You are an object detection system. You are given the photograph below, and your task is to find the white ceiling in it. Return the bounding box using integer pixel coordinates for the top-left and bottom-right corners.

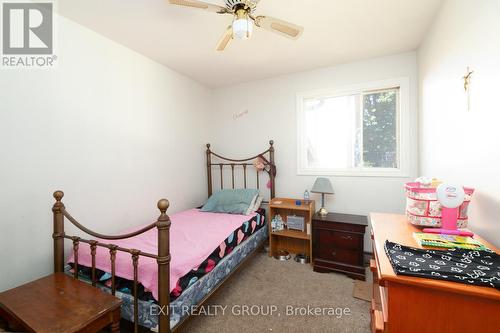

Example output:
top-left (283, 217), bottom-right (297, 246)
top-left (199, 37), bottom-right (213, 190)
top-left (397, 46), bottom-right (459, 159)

top-left (58, 0), bottom-right (443, 88)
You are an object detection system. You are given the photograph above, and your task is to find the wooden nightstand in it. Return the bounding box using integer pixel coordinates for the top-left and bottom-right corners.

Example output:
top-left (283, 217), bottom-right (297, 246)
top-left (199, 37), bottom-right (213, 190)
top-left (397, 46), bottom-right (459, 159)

top-left (268, 198), bottom-right (315, 260)
top-left (312, 212), bottom-right (367, 280)
top-left (0, 273), bottom-right (122, 333)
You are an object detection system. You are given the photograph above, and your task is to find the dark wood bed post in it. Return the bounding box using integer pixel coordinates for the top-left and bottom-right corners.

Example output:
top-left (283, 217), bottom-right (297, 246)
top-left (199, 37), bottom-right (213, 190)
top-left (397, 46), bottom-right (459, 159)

top-left (206, 143), bottom-right (212, 197)
top-left (156, 199), bottom-right (171, 333)
top-left (269, 140), bottom-right (276, 199)
top-left (52, 190), bottom-right (65, 273)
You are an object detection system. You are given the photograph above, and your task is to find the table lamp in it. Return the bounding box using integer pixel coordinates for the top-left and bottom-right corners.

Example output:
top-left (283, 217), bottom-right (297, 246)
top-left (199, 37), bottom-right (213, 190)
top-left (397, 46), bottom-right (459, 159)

top-left (311, 177), bottom-right (334, 216)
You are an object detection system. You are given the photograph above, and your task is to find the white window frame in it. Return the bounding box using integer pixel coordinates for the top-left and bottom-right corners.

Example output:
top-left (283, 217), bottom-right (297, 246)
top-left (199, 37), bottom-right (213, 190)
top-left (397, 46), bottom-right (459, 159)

top-left (296, 77), bottom-right (411, 177)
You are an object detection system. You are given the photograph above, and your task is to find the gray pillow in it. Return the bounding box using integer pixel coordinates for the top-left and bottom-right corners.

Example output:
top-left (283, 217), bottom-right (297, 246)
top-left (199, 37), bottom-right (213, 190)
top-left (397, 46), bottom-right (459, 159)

top-left (201, 189), bottom-right (259, 214)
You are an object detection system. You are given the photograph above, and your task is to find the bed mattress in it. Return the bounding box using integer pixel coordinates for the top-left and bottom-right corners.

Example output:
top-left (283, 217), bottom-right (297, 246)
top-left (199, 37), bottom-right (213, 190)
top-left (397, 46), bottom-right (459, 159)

top-left (66, 219), bottom-right (267, 331)
top-left (67, 209), bottom-right (267, 328)
top-left (72, 209), bottom-right (266, 301)
top-left (68, 207), bottom-right (265, 298)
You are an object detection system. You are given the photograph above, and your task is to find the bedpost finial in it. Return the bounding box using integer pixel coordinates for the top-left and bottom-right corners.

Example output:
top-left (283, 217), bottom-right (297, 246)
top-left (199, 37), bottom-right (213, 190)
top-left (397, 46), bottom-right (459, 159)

top-left (269, 140), bottom-right (274, 146)
top-left (206, 143), bottom-right (211, 149)
top-left (157, 199), bottom-right (169, 213)
top-left (53, 190), bottom-right (64, 202)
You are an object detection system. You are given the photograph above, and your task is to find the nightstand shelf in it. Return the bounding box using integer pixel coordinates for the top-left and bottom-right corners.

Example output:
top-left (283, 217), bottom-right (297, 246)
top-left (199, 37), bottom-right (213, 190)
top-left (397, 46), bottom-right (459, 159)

top-left (268, 198), bottom-right (315, 260)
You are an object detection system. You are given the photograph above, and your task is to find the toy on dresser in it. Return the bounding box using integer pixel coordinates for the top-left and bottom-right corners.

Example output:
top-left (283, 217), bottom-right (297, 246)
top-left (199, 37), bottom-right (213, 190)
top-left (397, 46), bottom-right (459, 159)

top-left (405, 178), bottom-right (475, 237)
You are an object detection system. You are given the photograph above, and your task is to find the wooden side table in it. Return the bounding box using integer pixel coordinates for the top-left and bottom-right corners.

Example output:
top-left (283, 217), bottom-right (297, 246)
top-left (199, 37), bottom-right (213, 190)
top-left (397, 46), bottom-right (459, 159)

top-left (0, 273), bottom-right (122, 333)
top-left (268, 198), bottom-right (315, 261)
top-left (312, 212), bottom-right (367, 280)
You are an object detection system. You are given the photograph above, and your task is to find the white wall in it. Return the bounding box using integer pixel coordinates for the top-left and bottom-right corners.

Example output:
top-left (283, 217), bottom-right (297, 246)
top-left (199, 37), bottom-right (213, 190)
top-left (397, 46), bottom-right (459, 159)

top-left (0, 16), bottom-right (211, 291)
top-left (418, 0), bottom-right (500, 247)
top-left (210, 52), bottom-right (419, 252)
top-left (11, 1), bottom-right (498, 292)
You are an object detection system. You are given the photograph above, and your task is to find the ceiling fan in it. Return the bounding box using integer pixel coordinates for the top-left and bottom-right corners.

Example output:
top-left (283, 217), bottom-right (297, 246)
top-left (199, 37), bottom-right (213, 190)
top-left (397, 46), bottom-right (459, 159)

top-left (168, 0), bottom-right (304, 51)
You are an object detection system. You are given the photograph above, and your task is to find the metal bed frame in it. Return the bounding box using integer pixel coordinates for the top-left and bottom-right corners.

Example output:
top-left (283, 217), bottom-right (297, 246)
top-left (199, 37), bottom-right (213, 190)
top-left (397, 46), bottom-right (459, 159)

top-left (51, 141), bottom-right (276, 333)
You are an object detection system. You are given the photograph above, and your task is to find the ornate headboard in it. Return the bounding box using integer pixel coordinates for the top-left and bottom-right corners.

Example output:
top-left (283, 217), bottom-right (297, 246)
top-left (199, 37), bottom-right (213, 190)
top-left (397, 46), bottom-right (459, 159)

top-left (205, 140), bottom-right (276, 202)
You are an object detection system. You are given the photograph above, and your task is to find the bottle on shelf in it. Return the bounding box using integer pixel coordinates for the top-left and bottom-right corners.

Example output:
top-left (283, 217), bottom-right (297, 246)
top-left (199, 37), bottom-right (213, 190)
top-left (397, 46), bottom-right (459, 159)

top-left (304, 189), bottom-right (310, 203)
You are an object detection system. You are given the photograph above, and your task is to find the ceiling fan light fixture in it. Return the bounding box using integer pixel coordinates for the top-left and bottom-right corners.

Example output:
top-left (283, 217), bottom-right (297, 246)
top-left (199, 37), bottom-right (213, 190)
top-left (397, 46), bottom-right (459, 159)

top-left (232, 9), bottom-right (253, 39)
top-left (167, 0), bottom-right (304, 51)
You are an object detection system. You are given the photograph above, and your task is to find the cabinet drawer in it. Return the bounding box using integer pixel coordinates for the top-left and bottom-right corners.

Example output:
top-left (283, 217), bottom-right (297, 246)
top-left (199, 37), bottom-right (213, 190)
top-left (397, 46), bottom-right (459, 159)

top-left (316, 247), bottom-right (362, 266)
top-left (370, 259), bottom-right (377, 272)
top-left (317, 229), bottom-right (362, 251)
top-left (370, 308), bottom-right (385, 333)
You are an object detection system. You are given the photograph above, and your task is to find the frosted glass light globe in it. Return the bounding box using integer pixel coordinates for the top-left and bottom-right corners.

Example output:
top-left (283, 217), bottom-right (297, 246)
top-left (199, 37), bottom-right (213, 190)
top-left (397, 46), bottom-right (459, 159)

top-left (232, 18), bottom-right (253, 39)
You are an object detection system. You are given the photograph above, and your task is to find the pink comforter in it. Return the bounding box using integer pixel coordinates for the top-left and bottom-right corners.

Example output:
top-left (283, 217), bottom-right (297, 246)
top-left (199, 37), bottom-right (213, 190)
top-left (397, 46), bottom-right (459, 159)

top-left (69, 208), bottom-right (256, 301)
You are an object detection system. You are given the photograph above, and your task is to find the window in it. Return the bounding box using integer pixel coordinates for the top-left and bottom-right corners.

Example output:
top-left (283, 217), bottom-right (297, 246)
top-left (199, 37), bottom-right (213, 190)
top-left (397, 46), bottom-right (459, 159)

top-left (297, 78), bottom-right (410, 177)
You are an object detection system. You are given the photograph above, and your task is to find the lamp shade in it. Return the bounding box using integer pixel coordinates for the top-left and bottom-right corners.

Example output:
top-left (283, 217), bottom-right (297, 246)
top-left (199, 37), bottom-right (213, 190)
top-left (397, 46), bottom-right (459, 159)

top-left (311, 177), bottom-right (334, 194)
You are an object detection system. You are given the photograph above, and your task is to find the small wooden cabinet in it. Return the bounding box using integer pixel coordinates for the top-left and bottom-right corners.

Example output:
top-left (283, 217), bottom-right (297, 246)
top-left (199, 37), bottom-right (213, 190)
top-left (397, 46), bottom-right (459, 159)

top-left (0, 273), bottom-right (122, 333)
top-left (268, 198), bottom-right (315, 260)
top-left (312, 212), bottom-right (367, 280)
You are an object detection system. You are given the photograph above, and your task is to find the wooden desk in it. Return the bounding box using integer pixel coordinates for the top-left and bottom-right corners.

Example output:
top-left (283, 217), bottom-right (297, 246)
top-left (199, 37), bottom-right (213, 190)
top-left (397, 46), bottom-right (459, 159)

top-left (370, 213), bottom-right (500, 333)
top-left (0, 273), bottom-right (122, 333)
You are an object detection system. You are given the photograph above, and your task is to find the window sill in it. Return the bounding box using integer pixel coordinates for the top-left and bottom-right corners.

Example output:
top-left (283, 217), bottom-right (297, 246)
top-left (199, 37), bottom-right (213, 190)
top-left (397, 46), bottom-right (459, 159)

top-left (297, 168), bottom-right (410, 178)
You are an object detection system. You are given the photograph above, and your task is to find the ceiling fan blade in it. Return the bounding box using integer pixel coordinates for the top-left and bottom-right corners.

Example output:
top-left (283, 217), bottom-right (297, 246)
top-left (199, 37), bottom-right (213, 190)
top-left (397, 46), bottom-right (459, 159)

top-left (216, 26), bottom-right (232, 52)
top-left (168, 0), bottom-right (230, 14)
top-left (254, 16), bottom-right (303, 39)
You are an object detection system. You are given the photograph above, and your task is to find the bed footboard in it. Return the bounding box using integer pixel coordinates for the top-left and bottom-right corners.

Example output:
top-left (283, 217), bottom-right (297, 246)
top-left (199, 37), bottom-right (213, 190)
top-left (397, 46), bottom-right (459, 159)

top-left (52, 191), bottom-right (171, 333)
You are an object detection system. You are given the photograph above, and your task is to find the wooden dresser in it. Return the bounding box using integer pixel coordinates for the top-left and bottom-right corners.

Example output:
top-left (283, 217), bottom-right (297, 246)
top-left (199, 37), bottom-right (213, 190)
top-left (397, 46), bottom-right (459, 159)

top-left (370, 213), bottom-right (500, 333)
top-left (312, 213), bottom-right (367, 280)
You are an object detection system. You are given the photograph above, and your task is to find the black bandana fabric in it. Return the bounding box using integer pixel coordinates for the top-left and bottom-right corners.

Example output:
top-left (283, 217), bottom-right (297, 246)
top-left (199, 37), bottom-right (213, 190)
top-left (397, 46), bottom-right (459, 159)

top-left (384, 240), bottom-right (500, 289)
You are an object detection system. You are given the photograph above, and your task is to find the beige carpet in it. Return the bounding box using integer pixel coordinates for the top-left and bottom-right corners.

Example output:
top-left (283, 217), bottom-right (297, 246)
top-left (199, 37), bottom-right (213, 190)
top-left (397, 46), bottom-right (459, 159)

top-left (3, 251), bottom-right (370, 333)
top-left (178, 251), bottom-right (371, 333)
top-left (120, 251), bottom-right (371, 332)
